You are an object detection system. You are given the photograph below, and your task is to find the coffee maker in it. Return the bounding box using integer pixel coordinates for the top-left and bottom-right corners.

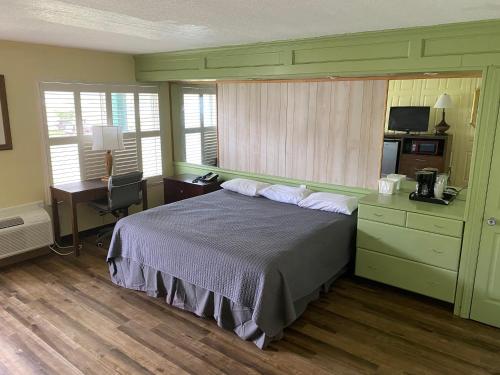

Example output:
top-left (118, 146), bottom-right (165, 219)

top-left (415, 170), bottom-right (435, 198)
top-left (411, 170), bottom-right (455, 205)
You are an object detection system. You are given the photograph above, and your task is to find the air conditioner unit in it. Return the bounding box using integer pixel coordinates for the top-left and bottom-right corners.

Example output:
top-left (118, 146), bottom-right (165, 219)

top-left (0, 202), bottom-right (53, 259)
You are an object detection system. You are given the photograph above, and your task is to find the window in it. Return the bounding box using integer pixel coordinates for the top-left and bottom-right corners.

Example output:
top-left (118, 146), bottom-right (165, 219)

top-left (41, 83), bottom-right (162, 186)
top-left (181, 86), bottom-right (217, 166)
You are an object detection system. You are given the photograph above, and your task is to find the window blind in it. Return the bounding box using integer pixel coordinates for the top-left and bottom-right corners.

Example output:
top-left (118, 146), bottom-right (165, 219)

top-left (49, 144), bottom-right (81, 184)
top-left (44, 91), bottom-right (77, 138)
top-left (181, 86), bottom-right (218, 166)
top-left (41, 83), bottom-right (163, 187)
top-left (141, 136), bottom-right (162, 178)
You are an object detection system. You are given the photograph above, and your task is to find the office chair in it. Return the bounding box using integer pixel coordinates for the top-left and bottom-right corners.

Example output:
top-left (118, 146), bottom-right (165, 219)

top-left (89, 171), bottom-right (143, 247)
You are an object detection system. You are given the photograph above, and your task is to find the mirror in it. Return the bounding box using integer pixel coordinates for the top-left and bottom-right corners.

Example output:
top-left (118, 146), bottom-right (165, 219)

top-left (171, 83), bottom-right (218, 167)
top-left (0, 75), bottom-right (12, 151)
top-left (381, 76), bottom-right (482, 188)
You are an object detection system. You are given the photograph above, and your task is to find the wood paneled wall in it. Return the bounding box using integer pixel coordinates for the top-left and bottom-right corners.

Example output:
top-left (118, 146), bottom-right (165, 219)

top-left (218, 80), bottom-right (388, 189)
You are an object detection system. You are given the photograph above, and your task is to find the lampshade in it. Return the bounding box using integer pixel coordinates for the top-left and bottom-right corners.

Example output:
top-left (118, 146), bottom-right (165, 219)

top-left (434, 93), bottom-right (453, 109)
top-left (92, 126), bottom-right (124, 151)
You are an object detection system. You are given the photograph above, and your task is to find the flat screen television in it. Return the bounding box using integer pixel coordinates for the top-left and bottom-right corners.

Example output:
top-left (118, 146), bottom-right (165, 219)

top-left (388, 106), bottom-right (430, 133)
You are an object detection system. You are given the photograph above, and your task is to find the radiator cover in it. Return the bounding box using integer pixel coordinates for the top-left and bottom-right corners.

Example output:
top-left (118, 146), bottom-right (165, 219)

top-left (0, 202), bottom-right (53, 259)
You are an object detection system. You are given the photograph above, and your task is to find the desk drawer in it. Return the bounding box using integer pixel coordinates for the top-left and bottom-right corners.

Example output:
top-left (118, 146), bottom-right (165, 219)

top-left (358, 204), bottom-right (406, 226)
top-left (406, 212), bottom-right (463, 238)
top-left (355, 248), bottom-right (457, 303)
top-left (357, 219), bottom-right (461, 271)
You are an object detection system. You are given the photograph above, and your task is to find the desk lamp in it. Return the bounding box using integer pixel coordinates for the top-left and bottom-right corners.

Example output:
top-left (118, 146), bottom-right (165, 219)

top-left (92, 126), bottom-right (124, 181)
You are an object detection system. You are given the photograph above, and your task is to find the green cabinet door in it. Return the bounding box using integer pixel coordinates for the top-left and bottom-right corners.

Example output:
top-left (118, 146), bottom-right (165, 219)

top-left (470, 107), bottom-right (500, 328)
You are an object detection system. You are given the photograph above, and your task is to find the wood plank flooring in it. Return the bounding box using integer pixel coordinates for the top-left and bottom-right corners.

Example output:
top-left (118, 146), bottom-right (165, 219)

top-left (1, 239), bottom-right (500, 374)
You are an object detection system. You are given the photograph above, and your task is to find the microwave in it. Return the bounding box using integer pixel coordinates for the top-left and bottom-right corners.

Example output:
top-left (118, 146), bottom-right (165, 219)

top-left (410, 140), bottom-right (440, 155)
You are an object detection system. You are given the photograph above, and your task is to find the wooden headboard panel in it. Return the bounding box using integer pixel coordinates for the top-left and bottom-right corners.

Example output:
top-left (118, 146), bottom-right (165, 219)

top-left (217, 80), bottom-right (388, 189)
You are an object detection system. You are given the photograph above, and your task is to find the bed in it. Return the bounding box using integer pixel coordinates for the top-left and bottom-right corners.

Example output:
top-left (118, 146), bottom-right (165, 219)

top-left (106, 189), bottom-right (356, 348)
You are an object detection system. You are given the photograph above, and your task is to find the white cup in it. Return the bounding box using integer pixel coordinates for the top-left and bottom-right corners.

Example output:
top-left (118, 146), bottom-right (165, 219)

top-left (379, 178), bottom-right (396, 195)
top-left (434, 181), bottom-right (445, 199)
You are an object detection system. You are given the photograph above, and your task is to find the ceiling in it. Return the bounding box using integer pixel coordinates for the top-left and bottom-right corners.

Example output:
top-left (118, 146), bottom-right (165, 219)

top-left (0, 0), bottom-right (499, 54)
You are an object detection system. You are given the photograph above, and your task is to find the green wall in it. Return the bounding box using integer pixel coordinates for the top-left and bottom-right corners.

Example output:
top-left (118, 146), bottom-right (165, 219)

top-left (136, 19), bottom-right (500, 81)
top-left (174, 162), bottom-right (370, 198)
top-left (136, 19), bottom-right (500, 319)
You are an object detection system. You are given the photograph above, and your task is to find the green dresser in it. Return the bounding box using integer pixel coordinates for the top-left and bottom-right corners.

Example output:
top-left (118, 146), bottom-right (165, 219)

top-left (355, 192), bottom-right (466, 303)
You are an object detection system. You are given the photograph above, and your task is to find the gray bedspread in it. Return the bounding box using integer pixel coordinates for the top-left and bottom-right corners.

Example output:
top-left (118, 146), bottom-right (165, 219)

top-left (107, 189), bottom-right (356, 339)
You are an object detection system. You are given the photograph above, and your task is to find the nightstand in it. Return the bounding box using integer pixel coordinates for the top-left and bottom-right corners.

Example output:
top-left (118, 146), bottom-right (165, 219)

top-left (163, 174), bottom-right (221, 204)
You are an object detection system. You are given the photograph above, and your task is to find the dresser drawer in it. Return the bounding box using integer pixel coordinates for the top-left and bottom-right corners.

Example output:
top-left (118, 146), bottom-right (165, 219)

top-left (358, 204), bottom-right (406, 226)
top-left (357, 219), bottom-right (461, 271)
top-left (355, 248), bottom-right (457, 302)
top-left (406, 212), bottom-right (463, 238)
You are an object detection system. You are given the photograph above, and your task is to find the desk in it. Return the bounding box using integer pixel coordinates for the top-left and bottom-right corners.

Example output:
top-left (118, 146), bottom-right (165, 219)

top-left (50, 179), bottom-right (148, 256)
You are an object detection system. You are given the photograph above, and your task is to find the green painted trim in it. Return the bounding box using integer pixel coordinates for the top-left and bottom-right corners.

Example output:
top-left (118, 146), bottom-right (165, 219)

top-left (455, 66), bottom-right (500, 317)
top-left (135, 19), bottom-right (500, 81)
top-left (173, 162), bottom-right (372, 197)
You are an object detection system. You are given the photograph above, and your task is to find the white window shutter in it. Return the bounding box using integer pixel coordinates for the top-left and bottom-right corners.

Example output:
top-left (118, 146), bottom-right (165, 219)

top-left (82, 141), bottom-right (106, 180)
top-left (41, 84), bottom-right (163, 188)
top-left (49, 144), bottom-right (81, 184)
top-left (44, 91), bottom-right (77, 138)
top-left (139, 93), bottom-right (160, 131)
top-left (141, 136), bottom-right (162, 177)
top-left (181, 88), bottom-right (217, 166)
top-left (138, 92), bottom-right (162, 178)
top-left (80, 91), bottom-right (108, 179)
top-left (202, 93), bottom-right (217, 165)
top-left (114, 135), bottom-right (139, 175)
top-left (203, 127), bottom-right (218, 166)
top-left (80, 92), bottom-right (107, 135)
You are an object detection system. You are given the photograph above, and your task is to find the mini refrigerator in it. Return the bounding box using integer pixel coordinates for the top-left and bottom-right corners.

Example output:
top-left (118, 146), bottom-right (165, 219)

top-left (381, 139), bottom-right (400, 177)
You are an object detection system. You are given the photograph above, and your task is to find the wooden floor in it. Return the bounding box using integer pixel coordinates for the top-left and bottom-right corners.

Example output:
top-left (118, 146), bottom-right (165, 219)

top-left (1, 240), bottom-right (500, 375)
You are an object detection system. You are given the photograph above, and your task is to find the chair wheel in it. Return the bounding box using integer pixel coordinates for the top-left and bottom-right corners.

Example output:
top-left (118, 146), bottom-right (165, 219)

top-left (97, 242), bottom-right (103, 247)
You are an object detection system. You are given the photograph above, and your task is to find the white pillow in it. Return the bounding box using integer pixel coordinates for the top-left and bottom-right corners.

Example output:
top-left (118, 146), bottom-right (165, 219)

top-left (260, 184), bottom-right (312, 205)
top-left (220, 178), bottom-right (270, 197)
top-left (298, 192), bottom-right (358, 215)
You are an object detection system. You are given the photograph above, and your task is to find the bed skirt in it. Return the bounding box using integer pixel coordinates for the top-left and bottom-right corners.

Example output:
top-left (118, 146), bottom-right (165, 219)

top-left (108, 257), bottom-right (345, 349)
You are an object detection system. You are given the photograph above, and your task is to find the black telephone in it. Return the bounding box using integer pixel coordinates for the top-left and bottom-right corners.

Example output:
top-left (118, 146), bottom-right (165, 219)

top-left (192, 172), bottom-right (219, 183)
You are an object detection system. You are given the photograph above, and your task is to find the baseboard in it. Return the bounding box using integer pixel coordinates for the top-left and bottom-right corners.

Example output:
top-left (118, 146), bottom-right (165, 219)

top-left (0, 247), bottom-right (51, 268)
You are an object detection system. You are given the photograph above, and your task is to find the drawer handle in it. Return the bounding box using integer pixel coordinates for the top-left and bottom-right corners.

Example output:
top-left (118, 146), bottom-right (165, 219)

top-left (373, 213), bottom-right (384, 217)
top-left (434, 224), bottom-right (445, 229)
top-left (432, 249), bottom-right (444, 254)
top-left (180, 189), bottom-right (184, 194)
top-left (367, 265), bottom-right (377, 270)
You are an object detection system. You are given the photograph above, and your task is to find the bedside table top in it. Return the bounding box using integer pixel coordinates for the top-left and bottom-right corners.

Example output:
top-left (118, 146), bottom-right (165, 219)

top-left (163, 174), bottom-right (219, 187)
top-left (359, 191), bottom-right (466, 221)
